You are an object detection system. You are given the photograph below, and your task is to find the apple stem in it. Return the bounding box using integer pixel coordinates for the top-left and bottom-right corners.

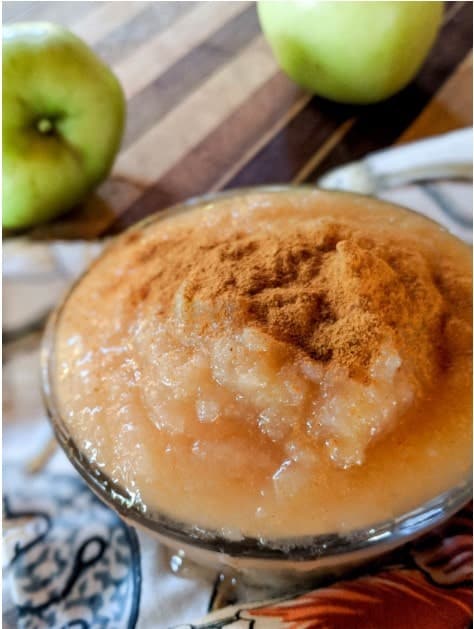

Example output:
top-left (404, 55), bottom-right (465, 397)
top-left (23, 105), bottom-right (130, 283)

top-left (37, 118), bottom-right (54, 134)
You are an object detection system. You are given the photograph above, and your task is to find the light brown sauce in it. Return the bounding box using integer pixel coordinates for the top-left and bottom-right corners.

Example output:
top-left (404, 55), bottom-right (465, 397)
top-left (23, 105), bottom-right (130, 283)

top-left (54, 190), bottom-right (472, 538)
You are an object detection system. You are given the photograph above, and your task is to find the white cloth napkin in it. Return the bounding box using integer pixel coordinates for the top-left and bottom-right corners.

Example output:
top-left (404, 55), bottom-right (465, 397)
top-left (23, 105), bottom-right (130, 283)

top-left (3, 179), bottom-right (472, 629)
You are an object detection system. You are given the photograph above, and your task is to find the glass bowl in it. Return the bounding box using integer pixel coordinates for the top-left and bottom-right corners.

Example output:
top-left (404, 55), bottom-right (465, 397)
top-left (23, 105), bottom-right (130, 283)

top-left (41, 186), bottom-right (472, 592)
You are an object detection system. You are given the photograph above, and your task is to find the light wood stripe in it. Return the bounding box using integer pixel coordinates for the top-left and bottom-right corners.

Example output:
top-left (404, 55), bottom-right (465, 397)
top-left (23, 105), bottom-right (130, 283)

top-left (93, 2), bottom-right (195, 68)
top-left (210, 92), bottom-right (313, 192)
top-left (3, 1), bottom-right (99, 26)
top-left (115, 36), bottom-right (278, 184)
top-left (292, 118), bottom-right (356, 184)
top-left (115, 2), bottom-right (250, 100)
top-left (97, 176), bottom-right (146, 216)
top-left (72, 1), bottom-right (149, 46)
top-left (398, 51), bottom-right (473, 144)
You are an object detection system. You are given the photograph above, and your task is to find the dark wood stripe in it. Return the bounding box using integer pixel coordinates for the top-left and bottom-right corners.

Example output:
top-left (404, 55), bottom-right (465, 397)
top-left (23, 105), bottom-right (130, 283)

top-left (225, 2), bottom-right (473, 189)
top-left (223, 97), bottom-right (356, 188)
top-left (443, 1), bottom-right (465, 24)
top-left (93, 2), bottom-right (195, 67)
top-left (106, 72), bottom-right (304, 233)
top-left (121, 5), bottom-right (260, 151)
top-left (305, 1), bottom-right (473, 183)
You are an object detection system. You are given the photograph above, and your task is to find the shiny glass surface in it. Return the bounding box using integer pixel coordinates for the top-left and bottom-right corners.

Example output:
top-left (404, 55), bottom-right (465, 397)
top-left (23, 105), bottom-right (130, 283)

top-left (41, 186), bottom-right (472, 582)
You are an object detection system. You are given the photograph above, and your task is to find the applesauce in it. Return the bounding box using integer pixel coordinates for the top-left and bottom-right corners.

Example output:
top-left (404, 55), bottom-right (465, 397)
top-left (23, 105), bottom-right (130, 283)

top-left (52, 189), bottom-right (472, 539)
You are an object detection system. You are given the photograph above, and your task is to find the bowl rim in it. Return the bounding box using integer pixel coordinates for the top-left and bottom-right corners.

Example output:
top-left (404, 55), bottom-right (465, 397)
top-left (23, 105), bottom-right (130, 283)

top-left (41, 185), bottom-right (473, 561)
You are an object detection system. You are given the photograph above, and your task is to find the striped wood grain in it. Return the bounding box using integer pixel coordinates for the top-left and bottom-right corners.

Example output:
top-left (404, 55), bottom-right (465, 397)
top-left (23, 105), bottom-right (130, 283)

top-left (112, 0), bottom-right (472, 232)
top-left (114, 2), bottom-right (250, 100)
top-left (4, 1), bottom-right (472, 239)
top-left (114, 36), bottom-right (279, 183)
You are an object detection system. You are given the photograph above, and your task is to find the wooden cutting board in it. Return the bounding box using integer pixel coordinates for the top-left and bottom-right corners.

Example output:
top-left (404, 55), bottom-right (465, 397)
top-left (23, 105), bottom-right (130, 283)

top-left (4, 1), bottom-right (472, 239)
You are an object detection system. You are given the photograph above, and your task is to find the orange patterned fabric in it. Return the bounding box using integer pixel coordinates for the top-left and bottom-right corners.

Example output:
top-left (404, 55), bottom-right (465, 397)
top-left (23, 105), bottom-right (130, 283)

top-left (251, 570), bottom-right (471, 629)
top-left (250, 504), bottom-right (472, 629)
top-left (196, 504), bottom-right (472, 629)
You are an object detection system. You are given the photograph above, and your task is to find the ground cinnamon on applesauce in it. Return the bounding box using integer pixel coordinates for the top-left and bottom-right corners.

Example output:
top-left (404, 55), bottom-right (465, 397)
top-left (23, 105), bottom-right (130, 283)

top-left (54, 190), bottom-right (472, 537)
top-left (128, 223), bottom-right (447, 386)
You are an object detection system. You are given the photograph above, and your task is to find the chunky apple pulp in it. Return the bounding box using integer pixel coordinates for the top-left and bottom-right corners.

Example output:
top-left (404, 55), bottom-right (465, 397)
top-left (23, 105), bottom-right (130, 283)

top-left (53, 190), bottom-right (472, 539)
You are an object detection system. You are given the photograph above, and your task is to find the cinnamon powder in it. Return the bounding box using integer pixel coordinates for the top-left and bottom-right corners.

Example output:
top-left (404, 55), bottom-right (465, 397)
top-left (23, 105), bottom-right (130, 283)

top-left (124, 220), bottom-right (466, 383)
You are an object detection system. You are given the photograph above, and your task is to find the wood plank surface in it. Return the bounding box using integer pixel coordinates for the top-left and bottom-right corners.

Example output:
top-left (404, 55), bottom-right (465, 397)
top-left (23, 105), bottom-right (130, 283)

top-left (3, 0), bottom-right (472, 239)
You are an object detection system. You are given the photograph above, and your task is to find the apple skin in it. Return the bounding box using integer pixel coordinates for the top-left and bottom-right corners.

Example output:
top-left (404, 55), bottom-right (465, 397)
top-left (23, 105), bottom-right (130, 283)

top-left (258, 1), bottom-right (443, 105)
top-left (3, 22), bottom-right (126, 229)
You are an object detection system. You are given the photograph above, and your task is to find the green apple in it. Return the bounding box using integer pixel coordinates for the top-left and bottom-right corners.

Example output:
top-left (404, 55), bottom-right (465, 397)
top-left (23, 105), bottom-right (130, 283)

top-left (258, 1), bottom-right (443, 104)
top-left (3, 22), bottom-right (125, 229)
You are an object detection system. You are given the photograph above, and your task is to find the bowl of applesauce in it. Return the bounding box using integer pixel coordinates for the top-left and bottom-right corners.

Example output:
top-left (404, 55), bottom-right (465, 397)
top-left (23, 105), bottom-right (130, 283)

top-left (41, 187), bottom-right (472, 589)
